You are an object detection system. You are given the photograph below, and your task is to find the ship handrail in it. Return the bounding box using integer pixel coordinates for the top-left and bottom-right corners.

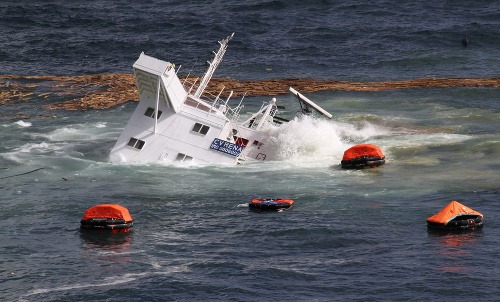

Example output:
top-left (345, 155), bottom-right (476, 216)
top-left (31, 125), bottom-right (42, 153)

top-left (183, 83), bottom-right (245, 121)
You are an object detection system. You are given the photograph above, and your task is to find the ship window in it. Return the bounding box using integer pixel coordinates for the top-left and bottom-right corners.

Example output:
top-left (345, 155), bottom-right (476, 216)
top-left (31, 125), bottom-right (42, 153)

top-left (144, 107), bottom-right (162, 119)
top-left (256, 153), bottom-right (266, 160)
top-left (191, 123), bottom-right (210, 135)
top-left (127, 137), bottom-right (145, 150)
top-left (175, 153), bottom-right (193, 162)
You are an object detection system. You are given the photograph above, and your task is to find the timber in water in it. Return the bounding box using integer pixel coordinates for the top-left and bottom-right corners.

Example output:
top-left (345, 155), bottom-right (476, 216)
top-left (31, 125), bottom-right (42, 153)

top-left (1, 74), bottom-right (499, 111)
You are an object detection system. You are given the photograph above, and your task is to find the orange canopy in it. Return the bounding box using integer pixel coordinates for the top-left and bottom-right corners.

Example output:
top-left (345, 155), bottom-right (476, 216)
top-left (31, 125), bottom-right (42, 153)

top-left (342, 144), bottom-right (384, 161)
top-left (82, 204), bottom-right (133, 222)
top-left (427, 201), bottom-right (483, 224)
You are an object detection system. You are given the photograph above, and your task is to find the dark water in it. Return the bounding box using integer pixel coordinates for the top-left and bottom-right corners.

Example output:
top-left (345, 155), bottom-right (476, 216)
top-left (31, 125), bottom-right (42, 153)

top-left (1, 0), bottom-right (499, 79)
top-left (1, 1), bottom-right (499, 301)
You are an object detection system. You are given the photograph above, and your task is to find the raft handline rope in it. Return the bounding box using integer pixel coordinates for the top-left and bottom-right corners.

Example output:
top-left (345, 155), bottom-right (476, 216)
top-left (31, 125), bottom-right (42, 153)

top-left (0, 167), bottom-right (44, 179)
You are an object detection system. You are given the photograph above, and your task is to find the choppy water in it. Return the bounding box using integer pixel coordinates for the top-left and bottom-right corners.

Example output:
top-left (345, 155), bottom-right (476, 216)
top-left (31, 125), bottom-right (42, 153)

top-left (1, 1), bottom-right (499, 301)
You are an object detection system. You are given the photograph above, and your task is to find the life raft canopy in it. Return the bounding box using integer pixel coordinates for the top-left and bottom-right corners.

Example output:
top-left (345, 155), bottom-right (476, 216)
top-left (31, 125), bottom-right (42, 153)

top-left (427, 200), bottom-right (484, 231)
top-left (81, 204), bottom-right (134, 232)
top-left (341, 144), bottom-right (385, 169)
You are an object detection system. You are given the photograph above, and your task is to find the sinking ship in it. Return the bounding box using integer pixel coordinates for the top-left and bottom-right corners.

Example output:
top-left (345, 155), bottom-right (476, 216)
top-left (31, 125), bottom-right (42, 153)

top-left (110, 33), bottom-right (332, 164)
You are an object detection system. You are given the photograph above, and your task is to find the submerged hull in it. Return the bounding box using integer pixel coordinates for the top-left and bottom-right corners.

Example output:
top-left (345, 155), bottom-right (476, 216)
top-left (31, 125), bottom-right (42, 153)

top-left (110, 34), bottom-right (332, 165)
top-left (109, 36), bottom-right (281, 165)
top-left (109, 90), bottom-right (278, 164)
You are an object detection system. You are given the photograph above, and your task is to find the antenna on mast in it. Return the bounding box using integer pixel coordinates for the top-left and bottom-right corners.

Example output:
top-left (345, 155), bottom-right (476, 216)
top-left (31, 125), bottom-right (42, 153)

top-left (193, 33), bottom-right (234, 98)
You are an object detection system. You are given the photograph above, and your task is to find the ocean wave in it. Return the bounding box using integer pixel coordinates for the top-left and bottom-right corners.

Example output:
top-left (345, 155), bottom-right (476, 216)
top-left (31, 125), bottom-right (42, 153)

top-left (14, 120), bottom-right (32, 127)
top-left (20, 272), bottom-right (148, 300)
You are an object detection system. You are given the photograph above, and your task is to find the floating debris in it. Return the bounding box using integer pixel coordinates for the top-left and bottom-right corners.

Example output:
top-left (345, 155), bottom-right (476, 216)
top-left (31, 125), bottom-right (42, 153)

top-left (1, 74), bottom-right (499, 111)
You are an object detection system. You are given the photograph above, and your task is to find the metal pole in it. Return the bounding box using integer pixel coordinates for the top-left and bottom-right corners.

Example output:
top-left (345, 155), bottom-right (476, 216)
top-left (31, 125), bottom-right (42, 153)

top-left (154, 76), bottom-right (160, 134)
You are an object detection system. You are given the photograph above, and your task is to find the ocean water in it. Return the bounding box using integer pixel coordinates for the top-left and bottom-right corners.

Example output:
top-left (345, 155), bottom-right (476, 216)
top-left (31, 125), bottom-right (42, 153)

top-left (1, 1), bottom-right (499, 301)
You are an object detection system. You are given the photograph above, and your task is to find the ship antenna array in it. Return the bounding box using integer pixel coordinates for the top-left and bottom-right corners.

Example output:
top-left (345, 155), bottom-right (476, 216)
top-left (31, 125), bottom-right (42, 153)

top-left (193, 33), bottom-right (234, 98)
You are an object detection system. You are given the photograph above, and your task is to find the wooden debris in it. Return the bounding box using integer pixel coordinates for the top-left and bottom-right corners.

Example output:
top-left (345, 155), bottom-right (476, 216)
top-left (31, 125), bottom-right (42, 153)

top-left (1, 74), bottom-right (499, 110)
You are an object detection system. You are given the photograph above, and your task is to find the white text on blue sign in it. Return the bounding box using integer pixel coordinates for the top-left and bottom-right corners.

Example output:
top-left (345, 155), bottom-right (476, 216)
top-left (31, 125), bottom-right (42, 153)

top-left (210, 138), bottom-right (244, 157)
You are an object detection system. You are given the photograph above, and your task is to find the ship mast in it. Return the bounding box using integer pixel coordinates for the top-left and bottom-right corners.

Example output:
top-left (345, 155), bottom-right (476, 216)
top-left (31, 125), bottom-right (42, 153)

top-left (193, 33), bottom-right (234, 99)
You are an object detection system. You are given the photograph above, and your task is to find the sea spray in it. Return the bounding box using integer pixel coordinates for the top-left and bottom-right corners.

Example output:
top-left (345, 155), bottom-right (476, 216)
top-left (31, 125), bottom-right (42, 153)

top-left (267, 115), bottom-right (391, 164)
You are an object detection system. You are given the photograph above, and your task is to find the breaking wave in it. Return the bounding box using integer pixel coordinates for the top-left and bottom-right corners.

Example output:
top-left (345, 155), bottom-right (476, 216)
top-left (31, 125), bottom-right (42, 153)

top-left (15, 120), bottom-right (32, 127)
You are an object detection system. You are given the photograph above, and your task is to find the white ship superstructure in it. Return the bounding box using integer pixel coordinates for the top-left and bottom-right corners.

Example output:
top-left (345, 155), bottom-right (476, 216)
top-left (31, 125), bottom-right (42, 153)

top-left (110, 34), bottom-right (331, 164)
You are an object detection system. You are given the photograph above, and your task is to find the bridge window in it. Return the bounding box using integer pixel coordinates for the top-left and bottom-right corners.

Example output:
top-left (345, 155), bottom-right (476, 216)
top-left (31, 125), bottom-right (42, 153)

top-left (191, 122), bottom-right (210, 135)
top-left (175, 153), bottom-right (193, 162)
top-left (144, 107), bottom-right (162, 119)
top-left (127, 137), bottom-right (145, 149)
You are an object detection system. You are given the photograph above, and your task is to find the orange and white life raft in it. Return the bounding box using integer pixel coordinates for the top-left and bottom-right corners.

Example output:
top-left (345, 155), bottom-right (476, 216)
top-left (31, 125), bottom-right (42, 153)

top-left (341, 144), bottom-right (385, 169)
top-left (249, 199), bottom-right (294, 211)
top-left (80, 204), bottom-right (134, 233)
top-left (427, 201), bottom-right (483, 231)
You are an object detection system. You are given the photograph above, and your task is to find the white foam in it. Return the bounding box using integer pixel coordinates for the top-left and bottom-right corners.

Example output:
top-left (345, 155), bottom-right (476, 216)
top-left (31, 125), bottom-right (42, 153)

top-left (379, 133), bottom-right (473, 149)
top-left (97, 249), bottom-right (145, 256)
top-left (267, 115), bottom-right (344, 161)
top-left (15, 120), bottom-right (32, 127)
top-left (21, 273), bottom-right (147, 298)
top-left (1, 141), bottom-right (67, 164)
top-left (32, 123), bottom-right (116, 141)
top-left (17, 142), bottom-right (57, 153)
top-left (266, 115), bottom-right (391, 165)
top-left (336, 120), bottom-right (392, 141)
top-left (20, 267), bottom-right (189, 300)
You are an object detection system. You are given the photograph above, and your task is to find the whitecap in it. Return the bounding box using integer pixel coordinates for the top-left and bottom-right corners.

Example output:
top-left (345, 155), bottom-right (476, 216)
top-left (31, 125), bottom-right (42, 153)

top-left (15, 120), bottom-right (32, 127)
top-left (21, 272), bottom-right (148, 298)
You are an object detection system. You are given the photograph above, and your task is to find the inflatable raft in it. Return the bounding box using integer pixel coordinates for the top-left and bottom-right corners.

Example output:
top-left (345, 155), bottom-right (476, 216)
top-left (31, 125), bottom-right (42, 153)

top-left (80, 204), bottom-right (134, 233)
top-left (427, 201), bottom-right (483, 231)
top-left (341, 144), bottom-right (385, 169)
top-left (249, 199), bottom-right (294, 211)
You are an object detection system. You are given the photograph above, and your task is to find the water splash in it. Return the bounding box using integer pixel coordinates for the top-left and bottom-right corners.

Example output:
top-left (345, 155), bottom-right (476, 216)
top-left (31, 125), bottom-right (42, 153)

top-left (267, 115), bottom-right (390, 164)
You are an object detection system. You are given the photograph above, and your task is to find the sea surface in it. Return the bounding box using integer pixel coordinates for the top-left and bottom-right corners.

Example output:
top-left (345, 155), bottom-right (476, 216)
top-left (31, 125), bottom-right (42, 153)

top-left (1, 1), bottom-right (499, 301)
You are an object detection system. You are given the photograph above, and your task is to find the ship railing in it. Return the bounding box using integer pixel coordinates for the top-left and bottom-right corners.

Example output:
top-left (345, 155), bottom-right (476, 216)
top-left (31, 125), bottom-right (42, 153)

top-left (182, 80), bottom-right (245, 121)
top-left (207, 89), bottom-right (245, 123)
top-left (226, 104), bottom-right (243, 123)
top-left (221, 91), bottom-right (246, 123)
top-left (182, 77), bottom-right (200, 95)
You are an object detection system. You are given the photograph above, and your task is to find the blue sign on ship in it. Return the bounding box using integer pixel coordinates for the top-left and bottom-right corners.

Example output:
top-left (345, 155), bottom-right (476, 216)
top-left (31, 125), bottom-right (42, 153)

top-left (210, 138), bottom-right (244, 157)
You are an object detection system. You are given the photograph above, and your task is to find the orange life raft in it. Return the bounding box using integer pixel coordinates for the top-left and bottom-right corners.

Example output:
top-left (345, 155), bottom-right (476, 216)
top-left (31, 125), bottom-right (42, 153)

top-left (341, 144), bottom-right (385, 169)
top-left (427, 201), bottom-right (483, 231)
top-left (80, 204), bottom-right (134, 232)
top-left (249, 199), bottom-right (294, 211)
